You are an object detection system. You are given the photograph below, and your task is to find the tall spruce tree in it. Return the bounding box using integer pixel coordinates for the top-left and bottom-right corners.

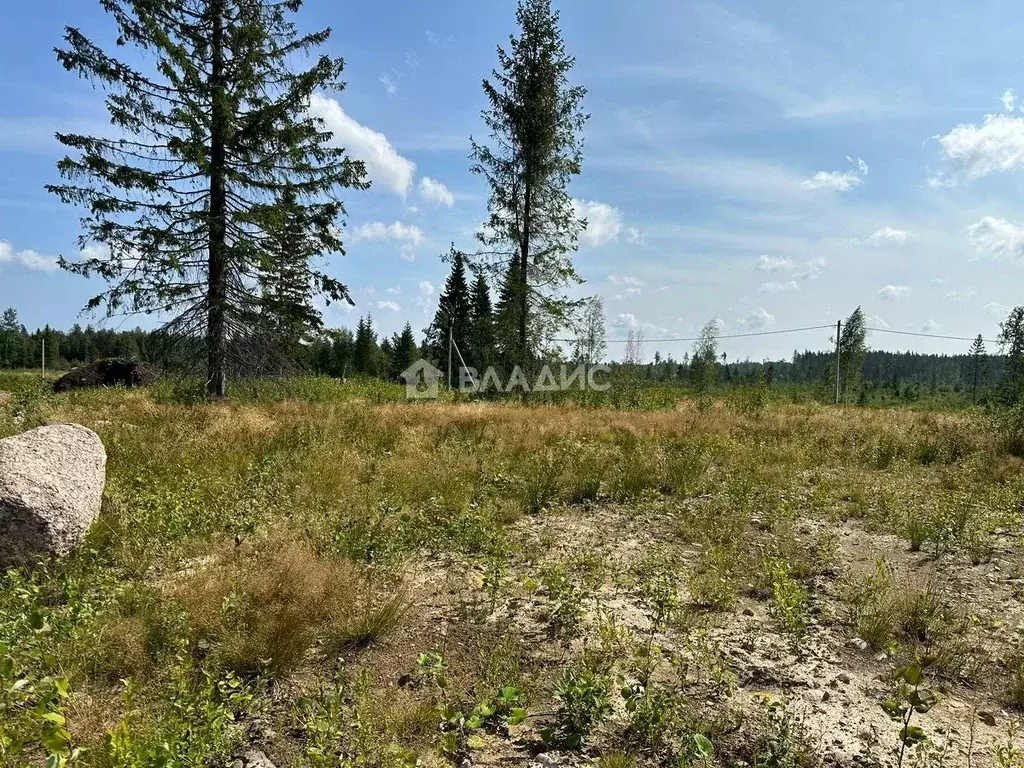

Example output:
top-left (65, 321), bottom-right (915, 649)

top-left (470, 0), bottom-right (588, 390)
top-left (424, 246), bottom-right (472, 364)
top-left (49, 0), bottom-right (367, 395)
top-left (389, 322), bottom-right (418, 381)
top-left (468, 272), bottom-right (495, 371)
top-left (353, 315), bottom-right (380, 376)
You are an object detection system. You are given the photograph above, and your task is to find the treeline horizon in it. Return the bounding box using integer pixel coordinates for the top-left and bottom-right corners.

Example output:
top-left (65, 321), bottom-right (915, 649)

top-left (1, 305), bottom-right (1006, 398)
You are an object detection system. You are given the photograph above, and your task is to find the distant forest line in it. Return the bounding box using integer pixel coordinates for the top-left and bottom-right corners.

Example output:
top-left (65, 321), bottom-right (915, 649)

top-left (0, 307), bottom-right (1003, 399)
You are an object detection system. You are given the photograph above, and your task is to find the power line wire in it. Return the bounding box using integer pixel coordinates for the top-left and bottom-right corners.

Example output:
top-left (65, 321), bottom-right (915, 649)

top-left (554, 323), bottom-right (834, 344)
top-left (865, 326), bottom-right (1000, 344)
top-left (552, 323), bottom-right (999, 346)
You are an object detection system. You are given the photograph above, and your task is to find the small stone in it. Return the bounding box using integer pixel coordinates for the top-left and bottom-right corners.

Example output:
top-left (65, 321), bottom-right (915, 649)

top-left (822, 691), bottom-right (832, 702)
top-left (533, 755), bottom-right (559, 768)
top-left (244, 751), bottom-right (276, 768)
top-left (743, 607), bottom-right (755, 616)
top-left (838, 673), bottom-right (851, 684)
top-left (850, 637), bottom-right (869, 651)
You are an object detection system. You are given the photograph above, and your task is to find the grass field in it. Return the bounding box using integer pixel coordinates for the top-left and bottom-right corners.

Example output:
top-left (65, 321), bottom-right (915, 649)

top-left (3, 374), bottom-right (1024, 767)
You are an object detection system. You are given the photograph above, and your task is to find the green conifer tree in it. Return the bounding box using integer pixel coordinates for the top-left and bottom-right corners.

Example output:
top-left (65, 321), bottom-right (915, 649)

top-left (353, 315), bottom-right (381, 376)
top-left (389, 322), bottom-right (418, 381)
top-left (49, 0), bottom-right (367, 395)
top-left (470, 0), bottom-right (588, 391)
top-left (999, 306), bottom-right (1024, 404)
top-left (468, 272), bottom-right (495, 372)
top-left (424, 246), bottom-right (473, 364)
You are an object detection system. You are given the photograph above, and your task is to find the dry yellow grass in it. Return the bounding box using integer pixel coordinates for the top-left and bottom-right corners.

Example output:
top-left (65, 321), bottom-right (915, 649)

top-left (3, 387), bottom-right (1022, 767)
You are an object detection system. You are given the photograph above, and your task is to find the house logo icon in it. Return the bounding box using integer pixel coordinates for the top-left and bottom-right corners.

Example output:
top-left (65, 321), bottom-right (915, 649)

top-left (400, 359), bottom-right (444, 400)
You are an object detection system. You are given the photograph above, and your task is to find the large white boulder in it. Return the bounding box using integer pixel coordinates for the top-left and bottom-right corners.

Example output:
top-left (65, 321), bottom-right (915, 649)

top-left (0, 424), bottom-right (106, 567)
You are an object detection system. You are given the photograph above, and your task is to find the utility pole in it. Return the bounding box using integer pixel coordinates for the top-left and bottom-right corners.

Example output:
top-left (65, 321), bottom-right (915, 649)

top-left (834, 320), bottom-right (841, 405)
top-left (42, 338), bottom-right (46, 376)
top-left (973, 349), bottom-right (980, 406)
top-left (447, 313), bottom-right (453, 392)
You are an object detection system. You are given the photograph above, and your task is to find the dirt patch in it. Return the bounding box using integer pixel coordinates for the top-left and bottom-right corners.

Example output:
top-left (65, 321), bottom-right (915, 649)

top-left (485, 503), bottom-right (1024, 767)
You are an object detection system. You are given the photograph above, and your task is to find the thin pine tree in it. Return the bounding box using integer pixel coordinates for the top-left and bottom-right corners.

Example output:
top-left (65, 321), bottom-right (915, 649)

top-left (470, 0), bottom-right (588, 395)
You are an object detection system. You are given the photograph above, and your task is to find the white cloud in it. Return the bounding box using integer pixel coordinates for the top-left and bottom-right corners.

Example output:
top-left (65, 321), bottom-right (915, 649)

top-left (922, 319), bottom-right (940, 333)
top-left (967, 216), bottom-right (1024, 262)
top-left (405, 51), bottom-right (419, 70)
top-left (0, 240), bottom-right (58, 272)
top-left (379, 72), bottom-right (397, 96)
top-left (865, 315), bottom-right (889, 329)
top-left (794, 257), bottom-right (826, 280)
top-left (609, 272), bottom-right (643, 299)
top-left (425, 30), bottom-right (453, 47)
top-left (943, 289), bottom-right (976, 301)
top-left (418, 281), bottom-right (435, 296)
top-left (626, 227), bottom-right (646, 245)
top-left (574, 199), bottom-right (623, 248)
top-left (1003, 89), bottom-right (1016, 113)
top-left (985, 301), bottom-right (1012, 318)
top-left (353, 221), bottom-right (425, 262)
top-left (419, 177), bottom-right (455, 208)
top-left (934, 114), bottom-right (1024, 184)
top-left (612, 312), bottom-right (668, 336)
top-left (385, 285), bottom-right (401, 295)
top-left (608, 273), bottom-right (644, 287)
top-left (801, 156), bottom-right (868, 192)
top-left (755, 254), bottom-right (824, 280)
top-left (758, 280), bottom-right (799, 294)
top-left (736, 307), bottom-right (775, 329)
top-left (610, 289), bottom-right (642, 300)
top-left (308, 94), bottom-right (416, 197)
top-left (353, 221), bottom-right (424, 246)
top-left (877, 284), bottom-right (911, 301)
top-left (375, 300), bottom-right (402, 312)
top-left (756, 254), bottom-right (794, 272)
top-left (867, 226), bottom-right (911, 245)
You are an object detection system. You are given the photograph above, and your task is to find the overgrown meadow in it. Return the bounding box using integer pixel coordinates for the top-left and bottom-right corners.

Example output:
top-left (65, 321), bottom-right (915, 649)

top-left (3, 372), bottom-right (1024, 767)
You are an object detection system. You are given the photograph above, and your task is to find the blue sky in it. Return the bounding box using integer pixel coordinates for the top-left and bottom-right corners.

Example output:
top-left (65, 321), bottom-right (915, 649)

top-left (2, 0), bottom-right (1024, 361)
